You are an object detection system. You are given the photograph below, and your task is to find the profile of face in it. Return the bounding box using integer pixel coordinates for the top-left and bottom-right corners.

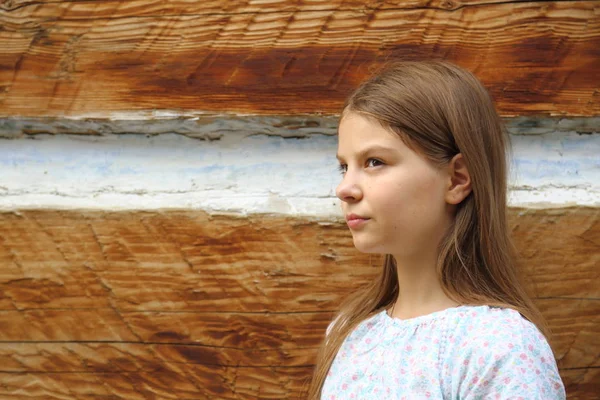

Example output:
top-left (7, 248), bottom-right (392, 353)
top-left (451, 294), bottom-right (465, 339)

top-left (336, 112), bottom-right (459, 258)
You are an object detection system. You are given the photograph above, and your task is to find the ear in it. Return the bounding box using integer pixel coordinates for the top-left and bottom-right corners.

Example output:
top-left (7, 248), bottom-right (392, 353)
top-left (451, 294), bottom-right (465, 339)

top-left (445, 153), bottom-right (472, 205)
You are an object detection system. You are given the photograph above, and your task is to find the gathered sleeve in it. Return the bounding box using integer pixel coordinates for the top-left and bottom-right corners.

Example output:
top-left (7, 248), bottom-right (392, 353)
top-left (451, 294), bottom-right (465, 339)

top-left (444, 310), bottom-right (566, 400)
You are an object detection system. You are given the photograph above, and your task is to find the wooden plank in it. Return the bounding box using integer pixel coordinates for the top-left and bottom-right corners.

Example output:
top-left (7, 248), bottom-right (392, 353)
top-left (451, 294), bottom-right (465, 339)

top-left (1, 209), bottom-right (598, 312)
top-left (0, 299), bottom-right (597, 369)
top-left (0, 310), bottom-right (332, 348)
top-left (0, 0), bottom-right (538, 15)
top-left (0, 366), bottom-right (313, 399)
top-left (0, 300), bottom-right (596, 397)
top-left (1, 1), bottom-right (598, 117)
top-left (560, 368), bottom-right (600, 400)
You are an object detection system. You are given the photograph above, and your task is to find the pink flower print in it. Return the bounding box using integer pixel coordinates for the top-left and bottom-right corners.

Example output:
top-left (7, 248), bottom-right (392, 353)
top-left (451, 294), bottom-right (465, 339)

top-left (405, 345), bottom-right (413, 352)
top-left (421, 345), bottom-right (428, 352)
top-left (426, 392), bottom-right (431, 398)
top-left (478, 356), bottom-right (485, 365)
top-left (528, 344), bottom-right (534, 351)
top-left (342, 384), bottom-right (348, 390)
top-left (520, 353), bottom-right (527, 360)
top-left (471, 376), bottom-right (479, 385)
top-left (504, 377), bottom-right (511, 385)
top-left (365, 338), bottom-right (372, 344)
top-left (483, 341), bottom-right (489, 347)
top-left (352, 374), bottom-right (358, 381)
top-left (508, 343), bottom-right (514, 349)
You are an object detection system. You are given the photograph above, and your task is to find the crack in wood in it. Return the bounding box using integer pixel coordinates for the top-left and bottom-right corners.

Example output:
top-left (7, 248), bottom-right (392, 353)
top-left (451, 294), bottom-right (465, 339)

top-left (0, 0), bottom-right (584, 15)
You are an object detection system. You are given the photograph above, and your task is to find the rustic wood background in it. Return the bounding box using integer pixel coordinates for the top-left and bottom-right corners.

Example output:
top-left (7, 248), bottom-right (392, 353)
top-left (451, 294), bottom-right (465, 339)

top-left (0, 0), bottom-right (598, 117)
top-left (1, 209), bottom-right (599, 398)
top-left (1, 0), bottom-right (599, 399)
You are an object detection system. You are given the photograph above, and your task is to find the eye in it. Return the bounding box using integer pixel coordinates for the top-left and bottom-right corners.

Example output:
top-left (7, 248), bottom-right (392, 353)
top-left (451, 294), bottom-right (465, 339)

top-left (337, 163), bottom-right (347, 175)
top-left (366, 158), bottom-right (384, 168)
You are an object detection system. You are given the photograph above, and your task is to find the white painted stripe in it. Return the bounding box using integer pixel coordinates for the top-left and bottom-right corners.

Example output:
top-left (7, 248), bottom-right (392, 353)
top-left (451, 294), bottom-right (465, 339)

top-left (0, 132), bottom-right (598, 215)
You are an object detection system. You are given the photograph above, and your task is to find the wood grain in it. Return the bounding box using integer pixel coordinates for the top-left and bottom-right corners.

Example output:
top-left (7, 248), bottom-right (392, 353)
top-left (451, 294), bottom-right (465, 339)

top-left (0, 209), bottom-right (598, 398)
top-left (0, 366), bottom-right (313, 399)
top-left (0, 299), bottom-right (597, 369)
top-left (1, 1), bottom-right (598, 117)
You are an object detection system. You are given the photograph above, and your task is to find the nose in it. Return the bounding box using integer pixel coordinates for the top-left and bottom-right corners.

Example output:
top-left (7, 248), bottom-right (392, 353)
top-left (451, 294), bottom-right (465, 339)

top-left (336, 171), bottom-right (363, 203)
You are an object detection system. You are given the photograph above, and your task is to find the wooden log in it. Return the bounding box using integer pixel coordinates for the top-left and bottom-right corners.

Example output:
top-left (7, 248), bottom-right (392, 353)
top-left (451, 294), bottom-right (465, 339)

top-left (0, 366), bottom-right (313, 399)
top-left (560, 368), bottom-right (600, 400)
top-left (0, 209), bottom-right (598, 397)
top-left (1, 1), bottom-right (598, 117)
top-left (1, 209), bottom-right (598, 312)
top-left (0, 299), bottom-right (597, 369)
top-left (0, 310), bottom-right (332, 349)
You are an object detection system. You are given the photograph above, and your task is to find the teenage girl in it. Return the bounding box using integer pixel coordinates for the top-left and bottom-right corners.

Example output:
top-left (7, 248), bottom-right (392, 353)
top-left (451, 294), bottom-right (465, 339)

top-left (308, 61), bottom-right (565, 399)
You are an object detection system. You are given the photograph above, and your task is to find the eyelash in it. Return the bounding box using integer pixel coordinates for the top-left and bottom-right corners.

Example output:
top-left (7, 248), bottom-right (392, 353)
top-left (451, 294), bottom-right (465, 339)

top-left (337, 158), bottom-right (384, 174)
top-left (366, 158), bottom-right (383, 168)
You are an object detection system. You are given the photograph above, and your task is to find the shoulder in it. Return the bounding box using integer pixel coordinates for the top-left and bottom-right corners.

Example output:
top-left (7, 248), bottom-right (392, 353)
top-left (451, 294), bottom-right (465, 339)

top-left (448, 306), bottom-right (545, 350)
top-left (444, 306), bottom-right (565, 399)
top-left (446, 305), bottom-right (554, 366)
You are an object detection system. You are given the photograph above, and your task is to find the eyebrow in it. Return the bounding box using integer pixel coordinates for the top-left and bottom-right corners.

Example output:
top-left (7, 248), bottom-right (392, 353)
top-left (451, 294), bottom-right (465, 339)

top-left (336, 145), bottom-right (398, 161)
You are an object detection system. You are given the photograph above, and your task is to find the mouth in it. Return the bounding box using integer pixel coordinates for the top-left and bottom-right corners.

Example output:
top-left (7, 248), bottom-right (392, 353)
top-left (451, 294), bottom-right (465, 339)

top-left (345, 214), bottom-right (370, 229)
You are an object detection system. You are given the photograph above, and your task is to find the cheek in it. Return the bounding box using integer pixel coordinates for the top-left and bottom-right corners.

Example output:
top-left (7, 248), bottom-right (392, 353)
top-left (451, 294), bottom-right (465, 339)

top-left (385, 173), bottom-right (446, 218)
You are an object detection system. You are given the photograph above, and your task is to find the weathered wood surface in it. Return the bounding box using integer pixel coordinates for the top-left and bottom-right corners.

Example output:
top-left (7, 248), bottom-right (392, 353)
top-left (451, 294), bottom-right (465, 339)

top-left (0, 209), bottom-right (598, 398)
top-left (1, 1), bottom-right (598, 117)
top-left (1, 115), bottom-right (599, 139)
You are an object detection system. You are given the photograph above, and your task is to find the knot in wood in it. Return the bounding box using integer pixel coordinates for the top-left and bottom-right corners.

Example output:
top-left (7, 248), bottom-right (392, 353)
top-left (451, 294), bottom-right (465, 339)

top-left (441, 0), bottom-right (457, 10)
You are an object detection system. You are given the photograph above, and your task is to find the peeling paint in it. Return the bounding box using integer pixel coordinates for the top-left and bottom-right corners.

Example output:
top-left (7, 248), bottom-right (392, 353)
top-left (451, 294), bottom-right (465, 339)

top-left (0, 131), bottom-right (598, 215)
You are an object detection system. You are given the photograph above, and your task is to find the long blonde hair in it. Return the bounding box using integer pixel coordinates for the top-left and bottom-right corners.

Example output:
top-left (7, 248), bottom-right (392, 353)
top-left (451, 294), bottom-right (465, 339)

top-left (307, 61), bottom-right (548, 398)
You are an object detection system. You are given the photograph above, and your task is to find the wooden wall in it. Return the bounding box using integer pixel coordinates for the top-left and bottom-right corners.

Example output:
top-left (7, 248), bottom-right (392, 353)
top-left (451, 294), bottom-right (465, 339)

top-left (1, 1), bottom-right (599, 399)
top-left (1, 0), bottom-right (598, 117)
top-left (0, 209), bottom-right (599, 399)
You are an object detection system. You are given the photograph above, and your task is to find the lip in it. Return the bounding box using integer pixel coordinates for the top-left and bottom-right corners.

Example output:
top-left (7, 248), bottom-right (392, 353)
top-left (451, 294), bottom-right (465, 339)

top-left (345, 213), bottom-right (370, 229)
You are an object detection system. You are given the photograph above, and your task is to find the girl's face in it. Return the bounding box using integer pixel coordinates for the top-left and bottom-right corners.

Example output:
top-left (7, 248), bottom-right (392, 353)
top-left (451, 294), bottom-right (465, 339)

top-left (336, 112), bottom-right (453, 257)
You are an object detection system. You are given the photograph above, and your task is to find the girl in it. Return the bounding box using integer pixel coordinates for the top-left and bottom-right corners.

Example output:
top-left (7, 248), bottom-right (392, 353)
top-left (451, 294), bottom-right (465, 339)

top-left (308, 61), bottom-right (565, 399)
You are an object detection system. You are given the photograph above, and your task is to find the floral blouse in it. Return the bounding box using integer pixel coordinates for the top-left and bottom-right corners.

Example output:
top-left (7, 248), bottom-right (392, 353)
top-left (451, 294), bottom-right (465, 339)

top-left (322, 305), bottom-right (565, 399)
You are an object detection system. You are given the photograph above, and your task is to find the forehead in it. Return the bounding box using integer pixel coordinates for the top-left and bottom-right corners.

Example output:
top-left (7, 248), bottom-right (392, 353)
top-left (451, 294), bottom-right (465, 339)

top-left (337, 113), bottom-right (403, 150)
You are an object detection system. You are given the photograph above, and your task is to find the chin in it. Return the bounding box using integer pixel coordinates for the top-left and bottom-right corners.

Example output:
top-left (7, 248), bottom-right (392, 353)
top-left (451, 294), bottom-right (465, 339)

top-left (352, 236), bottom-right (385, 254)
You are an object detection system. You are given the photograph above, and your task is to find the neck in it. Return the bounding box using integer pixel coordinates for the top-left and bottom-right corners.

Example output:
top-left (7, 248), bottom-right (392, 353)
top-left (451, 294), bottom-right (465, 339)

top-left (389, 252), bottom-right (459, 320)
